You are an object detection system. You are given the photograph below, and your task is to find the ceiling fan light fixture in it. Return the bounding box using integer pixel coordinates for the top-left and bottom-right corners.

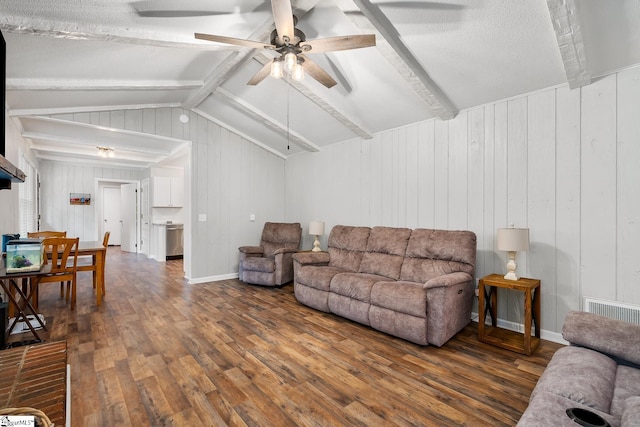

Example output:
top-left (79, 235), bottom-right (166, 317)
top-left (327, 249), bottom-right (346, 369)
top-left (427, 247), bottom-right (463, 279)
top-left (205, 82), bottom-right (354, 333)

top-left (292, 61), bottom-right (305, 81)
top-left (270, 58), bottom-right (284, 79)
top-left (284, 51), bottom-right (297, 73)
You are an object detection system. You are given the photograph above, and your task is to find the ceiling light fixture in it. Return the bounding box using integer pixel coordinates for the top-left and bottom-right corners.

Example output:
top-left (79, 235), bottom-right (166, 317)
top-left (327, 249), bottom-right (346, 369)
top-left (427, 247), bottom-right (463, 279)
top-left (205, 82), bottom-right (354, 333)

top-left (97, 146), bottom-right (115, 158)
top-left (270, 58), bottom-right (284, 79)
top-left (283, 51), bottom-right (297, 73)
top-left (292, 58), bottom-right (305, 81)
top-left (271, 47), bottom-right (305, 82)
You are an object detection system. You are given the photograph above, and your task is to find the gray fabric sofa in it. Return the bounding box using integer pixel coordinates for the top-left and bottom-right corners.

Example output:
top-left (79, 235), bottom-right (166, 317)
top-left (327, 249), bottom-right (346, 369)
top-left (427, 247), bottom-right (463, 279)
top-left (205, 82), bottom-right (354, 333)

top-left (292, 225), bottom-right (477, 346)
top-left (517, 311), bottom-right (640, 427)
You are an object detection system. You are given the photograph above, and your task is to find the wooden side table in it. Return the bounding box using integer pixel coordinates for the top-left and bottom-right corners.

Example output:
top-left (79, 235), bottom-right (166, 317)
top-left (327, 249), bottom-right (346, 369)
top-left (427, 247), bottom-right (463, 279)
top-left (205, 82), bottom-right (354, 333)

top-left (478, 274), bottom-right (541, 356)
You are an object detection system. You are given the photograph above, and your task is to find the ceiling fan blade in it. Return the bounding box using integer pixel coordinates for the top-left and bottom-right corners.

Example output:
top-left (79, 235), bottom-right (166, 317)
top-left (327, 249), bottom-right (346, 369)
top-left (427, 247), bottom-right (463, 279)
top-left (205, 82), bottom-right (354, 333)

top-left (137, 10), bottom-right (229, 17)
top-left (247, 62), bottom-right (273, 86)
top-left (373, 1), bottom-right (465, 11)
top-left (195, 33), bottom-right (273, 50)
top-left (300, 34), bottom-right (376, 54)
top-left (299, 55), bottom-right (337, 88)
top-left (271, 0), bottom-right (295, 44)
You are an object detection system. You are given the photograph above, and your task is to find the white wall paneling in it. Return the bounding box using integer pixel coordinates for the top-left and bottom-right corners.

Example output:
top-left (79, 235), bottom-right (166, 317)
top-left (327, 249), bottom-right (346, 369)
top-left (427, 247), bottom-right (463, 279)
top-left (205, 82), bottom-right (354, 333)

top-left (617, 67), bottom-right (640, 303)
top-left (286, 66), bottom-right (640, 334)
top-left (38, 162), bottom-right (142, 241)
top-left (555, 85), bottom-right (581, 329)
top-left (43, 107), bottom-right (286, 281)
top-left (580, 75), bottom-right (617, 303)
top-left (189, 114), bottom-right (286, 280)
top-left (0, 111), bottom-right (28, 236)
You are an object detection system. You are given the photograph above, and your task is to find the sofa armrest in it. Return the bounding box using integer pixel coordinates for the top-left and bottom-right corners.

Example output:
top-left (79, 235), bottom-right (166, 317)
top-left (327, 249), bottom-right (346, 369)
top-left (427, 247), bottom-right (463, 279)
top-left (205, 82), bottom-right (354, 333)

top-left (292, 251), bottom-right (330, 266)
top-left (274, 247), bottom-right (299, 255)
top-left (239, 246), bottom-right (264, 255)
top-left (562, 311), bottom-right (640, 366)
top-left (424, 272), bottom-right (473, 289)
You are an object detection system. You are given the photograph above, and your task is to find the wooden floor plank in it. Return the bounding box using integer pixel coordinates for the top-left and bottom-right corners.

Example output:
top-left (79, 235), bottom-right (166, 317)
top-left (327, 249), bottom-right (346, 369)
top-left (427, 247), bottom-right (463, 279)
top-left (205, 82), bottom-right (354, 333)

top-left (24, 247), bottom-right (564, 426)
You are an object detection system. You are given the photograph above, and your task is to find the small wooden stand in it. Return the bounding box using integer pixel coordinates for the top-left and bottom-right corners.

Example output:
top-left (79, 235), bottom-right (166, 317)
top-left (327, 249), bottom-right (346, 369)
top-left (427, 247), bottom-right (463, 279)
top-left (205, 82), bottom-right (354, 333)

top-left (0, 341), bottom-right (68, 426)
top-left (478, 274), bottom-right (541, 356)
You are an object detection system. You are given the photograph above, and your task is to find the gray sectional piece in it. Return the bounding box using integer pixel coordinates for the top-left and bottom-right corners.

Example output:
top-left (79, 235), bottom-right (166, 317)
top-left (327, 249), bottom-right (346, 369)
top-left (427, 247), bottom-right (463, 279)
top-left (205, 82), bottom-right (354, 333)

top-left (292, 225), bottom-right (477, 346)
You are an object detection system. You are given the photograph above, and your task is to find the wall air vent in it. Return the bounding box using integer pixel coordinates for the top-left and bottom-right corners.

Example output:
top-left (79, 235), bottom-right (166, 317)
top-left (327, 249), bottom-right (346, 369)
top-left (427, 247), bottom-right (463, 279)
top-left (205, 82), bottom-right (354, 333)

top-left (584, 297), bottom-right (640, 326)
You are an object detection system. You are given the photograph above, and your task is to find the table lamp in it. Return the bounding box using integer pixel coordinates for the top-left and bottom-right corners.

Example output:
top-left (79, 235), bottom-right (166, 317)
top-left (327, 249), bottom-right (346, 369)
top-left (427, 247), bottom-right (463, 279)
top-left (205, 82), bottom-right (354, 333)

top-left (309, 221), bottom-right (325, 252)
top-left (497, 227), bottom-right (529, 281)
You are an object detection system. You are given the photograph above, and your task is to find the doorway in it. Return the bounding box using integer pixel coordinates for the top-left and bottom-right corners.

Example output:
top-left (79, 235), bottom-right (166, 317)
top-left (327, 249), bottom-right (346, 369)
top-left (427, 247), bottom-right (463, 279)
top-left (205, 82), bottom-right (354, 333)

top-left (96, 178), bottom-right (140, 252)
top-left (102, 186), bottom-right (122, 245)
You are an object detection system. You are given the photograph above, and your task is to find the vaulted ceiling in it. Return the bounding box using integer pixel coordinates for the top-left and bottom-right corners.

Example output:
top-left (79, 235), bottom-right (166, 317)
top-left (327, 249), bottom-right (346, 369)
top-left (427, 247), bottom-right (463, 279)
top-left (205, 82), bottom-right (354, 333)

top-left (2, 0), bottom-right (640, 168)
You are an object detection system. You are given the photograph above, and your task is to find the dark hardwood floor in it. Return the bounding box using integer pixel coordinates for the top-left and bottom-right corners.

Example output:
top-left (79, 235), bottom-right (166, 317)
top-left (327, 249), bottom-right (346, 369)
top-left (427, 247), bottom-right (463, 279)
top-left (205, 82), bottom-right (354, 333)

top-left (35, 247), bottom-right (563, 426)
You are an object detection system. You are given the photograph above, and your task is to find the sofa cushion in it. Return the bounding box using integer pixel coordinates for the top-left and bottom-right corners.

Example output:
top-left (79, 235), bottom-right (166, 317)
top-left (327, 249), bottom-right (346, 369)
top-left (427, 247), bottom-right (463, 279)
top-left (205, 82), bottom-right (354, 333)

top-left (295, 265), bottom-right (348, 291)
top-left (563, 311), bottom-right (640, 366)
top-left (622, 396), bottom-right (640, 427)
top-left (327, 225), bottom-right (371, 271)
top-left (611, 365), bottom-right (640, 418)
top-left (241, 256), bottom-right (275, 273)
top-left (359, 226), bottom-right (411, 279)
top-left (369, 306), bottom-right (428, 345)
top-left (400, 229), bottom-right (476, 282)
top-left (330, 272), bottom-right (388, 303)
top-left (260, 222), bottom-right (301, 257)
top-left (531, 346), bottom-right (617, 414)
top-left (517, 390), bottom-right (619, 427)
top-left (370, 281), bottom-right (427, 318)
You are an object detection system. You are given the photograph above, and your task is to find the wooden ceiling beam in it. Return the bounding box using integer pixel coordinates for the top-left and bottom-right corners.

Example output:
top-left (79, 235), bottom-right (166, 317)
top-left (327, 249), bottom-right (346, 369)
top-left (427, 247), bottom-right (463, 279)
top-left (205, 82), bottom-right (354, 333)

top-left (252, 54), bottom-right (373, 140)
top-left (546, 0), bottom-right (591, 89)
top-left (214, 87), bottom-right (320, 152)
top-left (0, 22), bottom-right (220, 51)
top-left (337, 0), bottom-right (457, 120)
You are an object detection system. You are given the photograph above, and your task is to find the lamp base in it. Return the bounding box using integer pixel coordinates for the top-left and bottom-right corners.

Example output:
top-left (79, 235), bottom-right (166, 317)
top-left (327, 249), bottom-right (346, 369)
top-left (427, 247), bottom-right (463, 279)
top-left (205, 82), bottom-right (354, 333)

top-left (312, 236), bottom-right (321, 252)
top-left (504, 251), bottom-right (519, 281)
top-left (503, 271), bottom-right (519, 281)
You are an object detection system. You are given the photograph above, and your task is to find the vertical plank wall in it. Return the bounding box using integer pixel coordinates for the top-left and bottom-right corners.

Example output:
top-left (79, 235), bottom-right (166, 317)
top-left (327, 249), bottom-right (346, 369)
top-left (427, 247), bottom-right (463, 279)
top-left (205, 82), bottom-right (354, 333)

top-left (40, 108), bottom-right (287, 281)
top-left (38, 162), bottom-right (142, 241)
top-left (0, 112), bottom-right (23, 233)
top-left (286, 67), bottom-right (640, 335)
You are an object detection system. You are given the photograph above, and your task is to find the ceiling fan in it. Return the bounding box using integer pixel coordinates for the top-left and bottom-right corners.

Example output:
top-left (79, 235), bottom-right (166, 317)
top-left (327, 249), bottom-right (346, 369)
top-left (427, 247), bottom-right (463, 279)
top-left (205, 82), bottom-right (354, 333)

top-left (193, 0), bottom-right (376, 88)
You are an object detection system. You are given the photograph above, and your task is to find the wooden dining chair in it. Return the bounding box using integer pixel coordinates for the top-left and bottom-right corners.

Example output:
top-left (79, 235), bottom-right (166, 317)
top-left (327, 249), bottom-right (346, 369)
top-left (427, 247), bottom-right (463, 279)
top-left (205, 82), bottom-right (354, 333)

top-left (69, 231), bottom-right (110, 304)
top-left (35, 237), bottom-right (79, 310)
top-left (28, 231), bottom-right (68, 298)
top-left (27, 231), bottom-right (67, 239)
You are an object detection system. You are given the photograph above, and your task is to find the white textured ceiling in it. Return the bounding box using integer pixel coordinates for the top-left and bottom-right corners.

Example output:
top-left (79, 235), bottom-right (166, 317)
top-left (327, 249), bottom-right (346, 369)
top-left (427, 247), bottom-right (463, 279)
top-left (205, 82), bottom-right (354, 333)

top-left (2, 0), bottom-right (640, 168)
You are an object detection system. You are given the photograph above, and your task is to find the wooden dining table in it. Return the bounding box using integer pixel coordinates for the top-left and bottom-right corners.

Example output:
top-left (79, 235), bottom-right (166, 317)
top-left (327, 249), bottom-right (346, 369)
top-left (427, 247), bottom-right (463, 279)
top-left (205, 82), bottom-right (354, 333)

top-left (0, 259), bottom-right (52, 346)
top-left (76, 240), bottom-right (107, 306)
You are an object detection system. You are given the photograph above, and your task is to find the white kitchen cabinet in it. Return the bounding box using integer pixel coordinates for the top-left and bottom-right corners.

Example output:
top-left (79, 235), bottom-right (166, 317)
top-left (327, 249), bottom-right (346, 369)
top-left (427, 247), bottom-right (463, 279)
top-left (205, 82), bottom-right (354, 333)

top-left (153, 176), bottom-right (183, 207)
top-left (169, 177), bottom-right (184, 207)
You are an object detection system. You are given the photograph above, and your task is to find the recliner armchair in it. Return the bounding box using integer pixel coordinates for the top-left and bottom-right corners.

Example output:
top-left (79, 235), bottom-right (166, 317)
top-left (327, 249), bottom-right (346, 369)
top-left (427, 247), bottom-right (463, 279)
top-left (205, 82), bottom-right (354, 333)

top-left (238, 222), bottom-right (302, 286)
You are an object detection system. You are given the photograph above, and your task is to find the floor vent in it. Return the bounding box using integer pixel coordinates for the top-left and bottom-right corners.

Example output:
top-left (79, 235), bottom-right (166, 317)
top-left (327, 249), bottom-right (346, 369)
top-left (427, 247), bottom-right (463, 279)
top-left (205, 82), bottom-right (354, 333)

top-left (584, 297), bottom-right (640, 325)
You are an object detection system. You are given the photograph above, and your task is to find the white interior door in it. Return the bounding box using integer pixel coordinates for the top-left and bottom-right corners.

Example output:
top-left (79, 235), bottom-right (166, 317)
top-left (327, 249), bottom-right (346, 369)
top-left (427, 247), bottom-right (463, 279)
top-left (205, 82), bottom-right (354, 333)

top-left (103, 186), bottom-right (121, 245)
top-left (120, 183), bottom-right (138, 253)
top-left (141, 179), bottom-right (149, 255)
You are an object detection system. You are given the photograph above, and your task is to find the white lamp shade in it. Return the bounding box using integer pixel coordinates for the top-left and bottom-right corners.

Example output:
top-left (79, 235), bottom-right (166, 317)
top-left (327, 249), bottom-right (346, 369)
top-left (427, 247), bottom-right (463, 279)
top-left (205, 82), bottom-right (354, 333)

top-left (309, 221), bottom-right (325, 236)
top-left (497, 228), bottom-right (530, 252)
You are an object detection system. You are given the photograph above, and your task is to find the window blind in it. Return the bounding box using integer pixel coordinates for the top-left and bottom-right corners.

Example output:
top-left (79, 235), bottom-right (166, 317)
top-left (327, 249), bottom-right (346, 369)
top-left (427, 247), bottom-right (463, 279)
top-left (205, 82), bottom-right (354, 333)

top-left (18, 155), bottom-right (37, 236)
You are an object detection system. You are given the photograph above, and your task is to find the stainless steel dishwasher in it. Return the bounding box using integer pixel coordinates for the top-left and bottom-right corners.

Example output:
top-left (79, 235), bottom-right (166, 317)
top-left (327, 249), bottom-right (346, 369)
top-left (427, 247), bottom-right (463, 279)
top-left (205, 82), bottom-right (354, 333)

top-left (166, 223), bottom-right (184, 259)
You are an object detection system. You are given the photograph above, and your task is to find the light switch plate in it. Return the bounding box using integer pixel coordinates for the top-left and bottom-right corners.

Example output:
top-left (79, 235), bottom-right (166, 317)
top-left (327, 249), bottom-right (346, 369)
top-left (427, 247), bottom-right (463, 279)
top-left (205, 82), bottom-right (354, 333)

top-left (250, 214), bottom-right (255, 221)
top-left (198, 214), bottom-right (207, 222)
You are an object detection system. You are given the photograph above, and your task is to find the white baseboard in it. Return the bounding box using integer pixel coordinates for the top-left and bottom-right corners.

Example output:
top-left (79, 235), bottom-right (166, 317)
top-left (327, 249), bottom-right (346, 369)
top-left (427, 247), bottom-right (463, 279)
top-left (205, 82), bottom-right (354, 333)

top-left (187, 273), bottom-right (239, 284)
top-left (471, 311), bottom-right (568, 345)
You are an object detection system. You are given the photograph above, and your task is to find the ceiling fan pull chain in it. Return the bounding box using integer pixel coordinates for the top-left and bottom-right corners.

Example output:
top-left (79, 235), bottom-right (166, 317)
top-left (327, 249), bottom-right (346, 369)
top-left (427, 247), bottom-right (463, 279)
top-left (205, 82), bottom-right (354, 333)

top-left (287, 79), bottom-right (291, 151)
